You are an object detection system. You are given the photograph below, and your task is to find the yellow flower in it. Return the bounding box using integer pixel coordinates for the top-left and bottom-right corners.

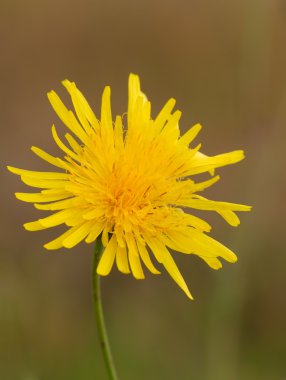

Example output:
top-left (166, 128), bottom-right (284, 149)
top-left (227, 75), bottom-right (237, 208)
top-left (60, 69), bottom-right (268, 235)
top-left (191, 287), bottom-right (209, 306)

top-left (8, 74), bottom-right (251, 299)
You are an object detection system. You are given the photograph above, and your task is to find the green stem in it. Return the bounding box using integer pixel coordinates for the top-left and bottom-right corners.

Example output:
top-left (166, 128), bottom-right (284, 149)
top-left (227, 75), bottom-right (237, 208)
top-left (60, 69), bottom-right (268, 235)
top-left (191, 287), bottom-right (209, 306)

top-left (92, 238), bottom-right (119, 380)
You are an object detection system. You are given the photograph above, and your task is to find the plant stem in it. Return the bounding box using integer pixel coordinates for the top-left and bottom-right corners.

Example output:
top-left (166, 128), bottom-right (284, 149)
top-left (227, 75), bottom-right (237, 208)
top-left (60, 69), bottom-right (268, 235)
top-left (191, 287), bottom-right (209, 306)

top-left (92, 238), bottom-right (119, 380)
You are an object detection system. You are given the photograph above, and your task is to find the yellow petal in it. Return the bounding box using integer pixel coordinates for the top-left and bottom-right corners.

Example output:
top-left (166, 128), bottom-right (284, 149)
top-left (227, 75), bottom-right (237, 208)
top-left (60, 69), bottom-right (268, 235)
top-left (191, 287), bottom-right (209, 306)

top-left (186, 150), bottom-right (245, 175)
top-left (182, 213), bottom-right (212, 232)
top-left (97, 234), bottom-right (117, 276)
top-left (34, 197), bottom-right (75, 210)
top-left (160, 110), bottom-right (181, 140)
top-left (153, 98), bottom-right (176, 133)
top-left (65, 211), bottom-right (85, 227)
top-left (20, 176), bottom-right (68, 189)
top-left (168, 228), bottom-right (237, 263)
top-left (114, 115), bottom-right (124, 152)
top-left (47, 90), bottom-right (87, 142)
top-left (83, 208), bottom-right (105, 220)
top-left (51, 125), bottom-right (80, 162)
top-left (200, 256), bottom-right (222, 270)
top-left (44, 224), bottom-right (84, 250)
top-left (101, 86), bottom-right (114, 148)
top-left (38, 209), bottom-right (78, 228)
top-left (128, 73), bottom-right (141, 125)
top-left (191, 175), bottom-right (220, 192)
top-left (15, 192), bottom-right (70, 203)
top-left (65, 133), bottom-right (82, 154)
top-left (62, 79), bottom-right (99, 132)
top-left (101, 227), bottom-right (109, 247)
top-left (179, 197), bottom-right (251, 212)
top-left (7, 166), bottom-right (68, 180)
top-left (62, 80), bottom-right (91, 134)
top-left (116, 245), bottom-right (130, 274)
top-left (62, 221), bottom-right (93, 248)
top-left (31, 146), bottom-right (65, 169)
top-left (137, 241), bottom-right (160, 275)
top-left (24, 221), bottom-right (47, 231)
top-left (179, 123), bottom-right (202, 146)
top-left (147, 237), bottom-right (193, 300)
top-left (217, 210), bottom-right (240, 226)
top-left (85, 222), bottom-right (104, 244)
top-left (125, 233), bottom-right (145, 279)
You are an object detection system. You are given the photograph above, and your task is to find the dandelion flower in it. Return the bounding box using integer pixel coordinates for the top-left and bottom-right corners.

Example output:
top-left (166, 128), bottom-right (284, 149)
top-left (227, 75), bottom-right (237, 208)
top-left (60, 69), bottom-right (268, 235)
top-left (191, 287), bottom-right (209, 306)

top-left (8, 74), bottom-right (251, 299)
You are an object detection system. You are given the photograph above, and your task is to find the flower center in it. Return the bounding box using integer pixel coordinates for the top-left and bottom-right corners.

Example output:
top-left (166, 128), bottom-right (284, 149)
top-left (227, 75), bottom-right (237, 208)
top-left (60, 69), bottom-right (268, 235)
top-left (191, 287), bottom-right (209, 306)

top-left (103, 165), bottom-right (151, 229)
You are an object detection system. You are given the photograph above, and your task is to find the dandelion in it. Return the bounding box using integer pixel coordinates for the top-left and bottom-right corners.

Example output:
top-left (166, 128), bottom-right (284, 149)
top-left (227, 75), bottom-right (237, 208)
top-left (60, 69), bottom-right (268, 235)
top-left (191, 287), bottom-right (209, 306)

top-left (8, 74), bottom-right (251, 379)
top-left (8, 74), bottom-right (251, 300)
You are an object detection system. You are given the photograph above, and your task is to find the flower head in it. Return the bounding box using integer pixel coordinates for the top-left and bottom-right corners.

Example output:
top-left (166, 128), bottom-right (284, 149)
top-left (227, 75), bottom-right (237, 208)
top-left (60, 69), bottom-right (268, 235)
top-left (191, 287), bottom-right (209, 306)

top-left (8, 74), bottom-right (251, 299)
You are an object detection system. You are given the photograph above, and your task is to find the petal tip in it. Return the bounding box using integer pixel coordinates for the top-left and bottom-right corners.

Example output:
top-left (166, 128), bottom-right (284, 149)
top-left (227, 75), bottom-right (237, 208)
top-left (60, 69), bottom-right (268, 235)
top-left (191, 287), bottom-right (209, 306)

top-left (62, 242), bottom-right (73, 249)
top-left (46, 90), bottom-right (56, 100)
top-left (134, 273), bottom-right (145, 280)
top-left (23, 222), bottom-right (37, 231)
top-left (229, 254), bottom-right (238, 264)
top-left (7, 165), bottom-right (17, 174)
top-left (62, 79), bottom-right (73, 88)
top-left (44, 242), bottom-right (57, 250)
top-left (96, 268), bottom-right (109, 277)
top-left (186, 290), bottom-right (194, 300)
top-left (129, 72), bottom-right (139, 80)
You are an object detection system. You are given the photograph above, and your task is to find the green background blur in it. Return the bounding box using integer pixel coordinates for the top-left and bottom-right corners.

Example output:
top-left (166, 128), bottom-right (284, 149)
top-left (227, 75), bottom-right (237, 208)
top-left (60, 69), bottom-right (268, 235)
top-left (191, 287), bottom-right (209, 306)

top-left (1, 0), bottom-right (285, 379)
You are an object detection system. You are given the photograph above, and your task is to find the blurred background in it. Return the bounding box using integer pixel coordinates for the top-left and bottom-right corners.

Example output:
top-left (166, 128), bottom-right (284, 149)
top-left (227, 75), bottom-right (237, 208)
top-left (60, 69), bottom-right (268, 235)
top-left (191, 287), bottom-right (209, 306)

top-left (1, 0), bottom-right (285, 379)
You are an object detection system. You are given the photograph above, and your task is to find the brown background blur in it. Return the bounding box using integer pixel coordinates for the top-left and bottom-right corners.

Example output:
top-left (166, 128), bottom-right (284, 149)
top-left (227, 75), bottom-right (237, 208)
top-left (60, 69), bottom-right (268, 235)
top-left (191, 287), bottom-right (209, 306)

top-left (1, 0), bottom-right (285, 379)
